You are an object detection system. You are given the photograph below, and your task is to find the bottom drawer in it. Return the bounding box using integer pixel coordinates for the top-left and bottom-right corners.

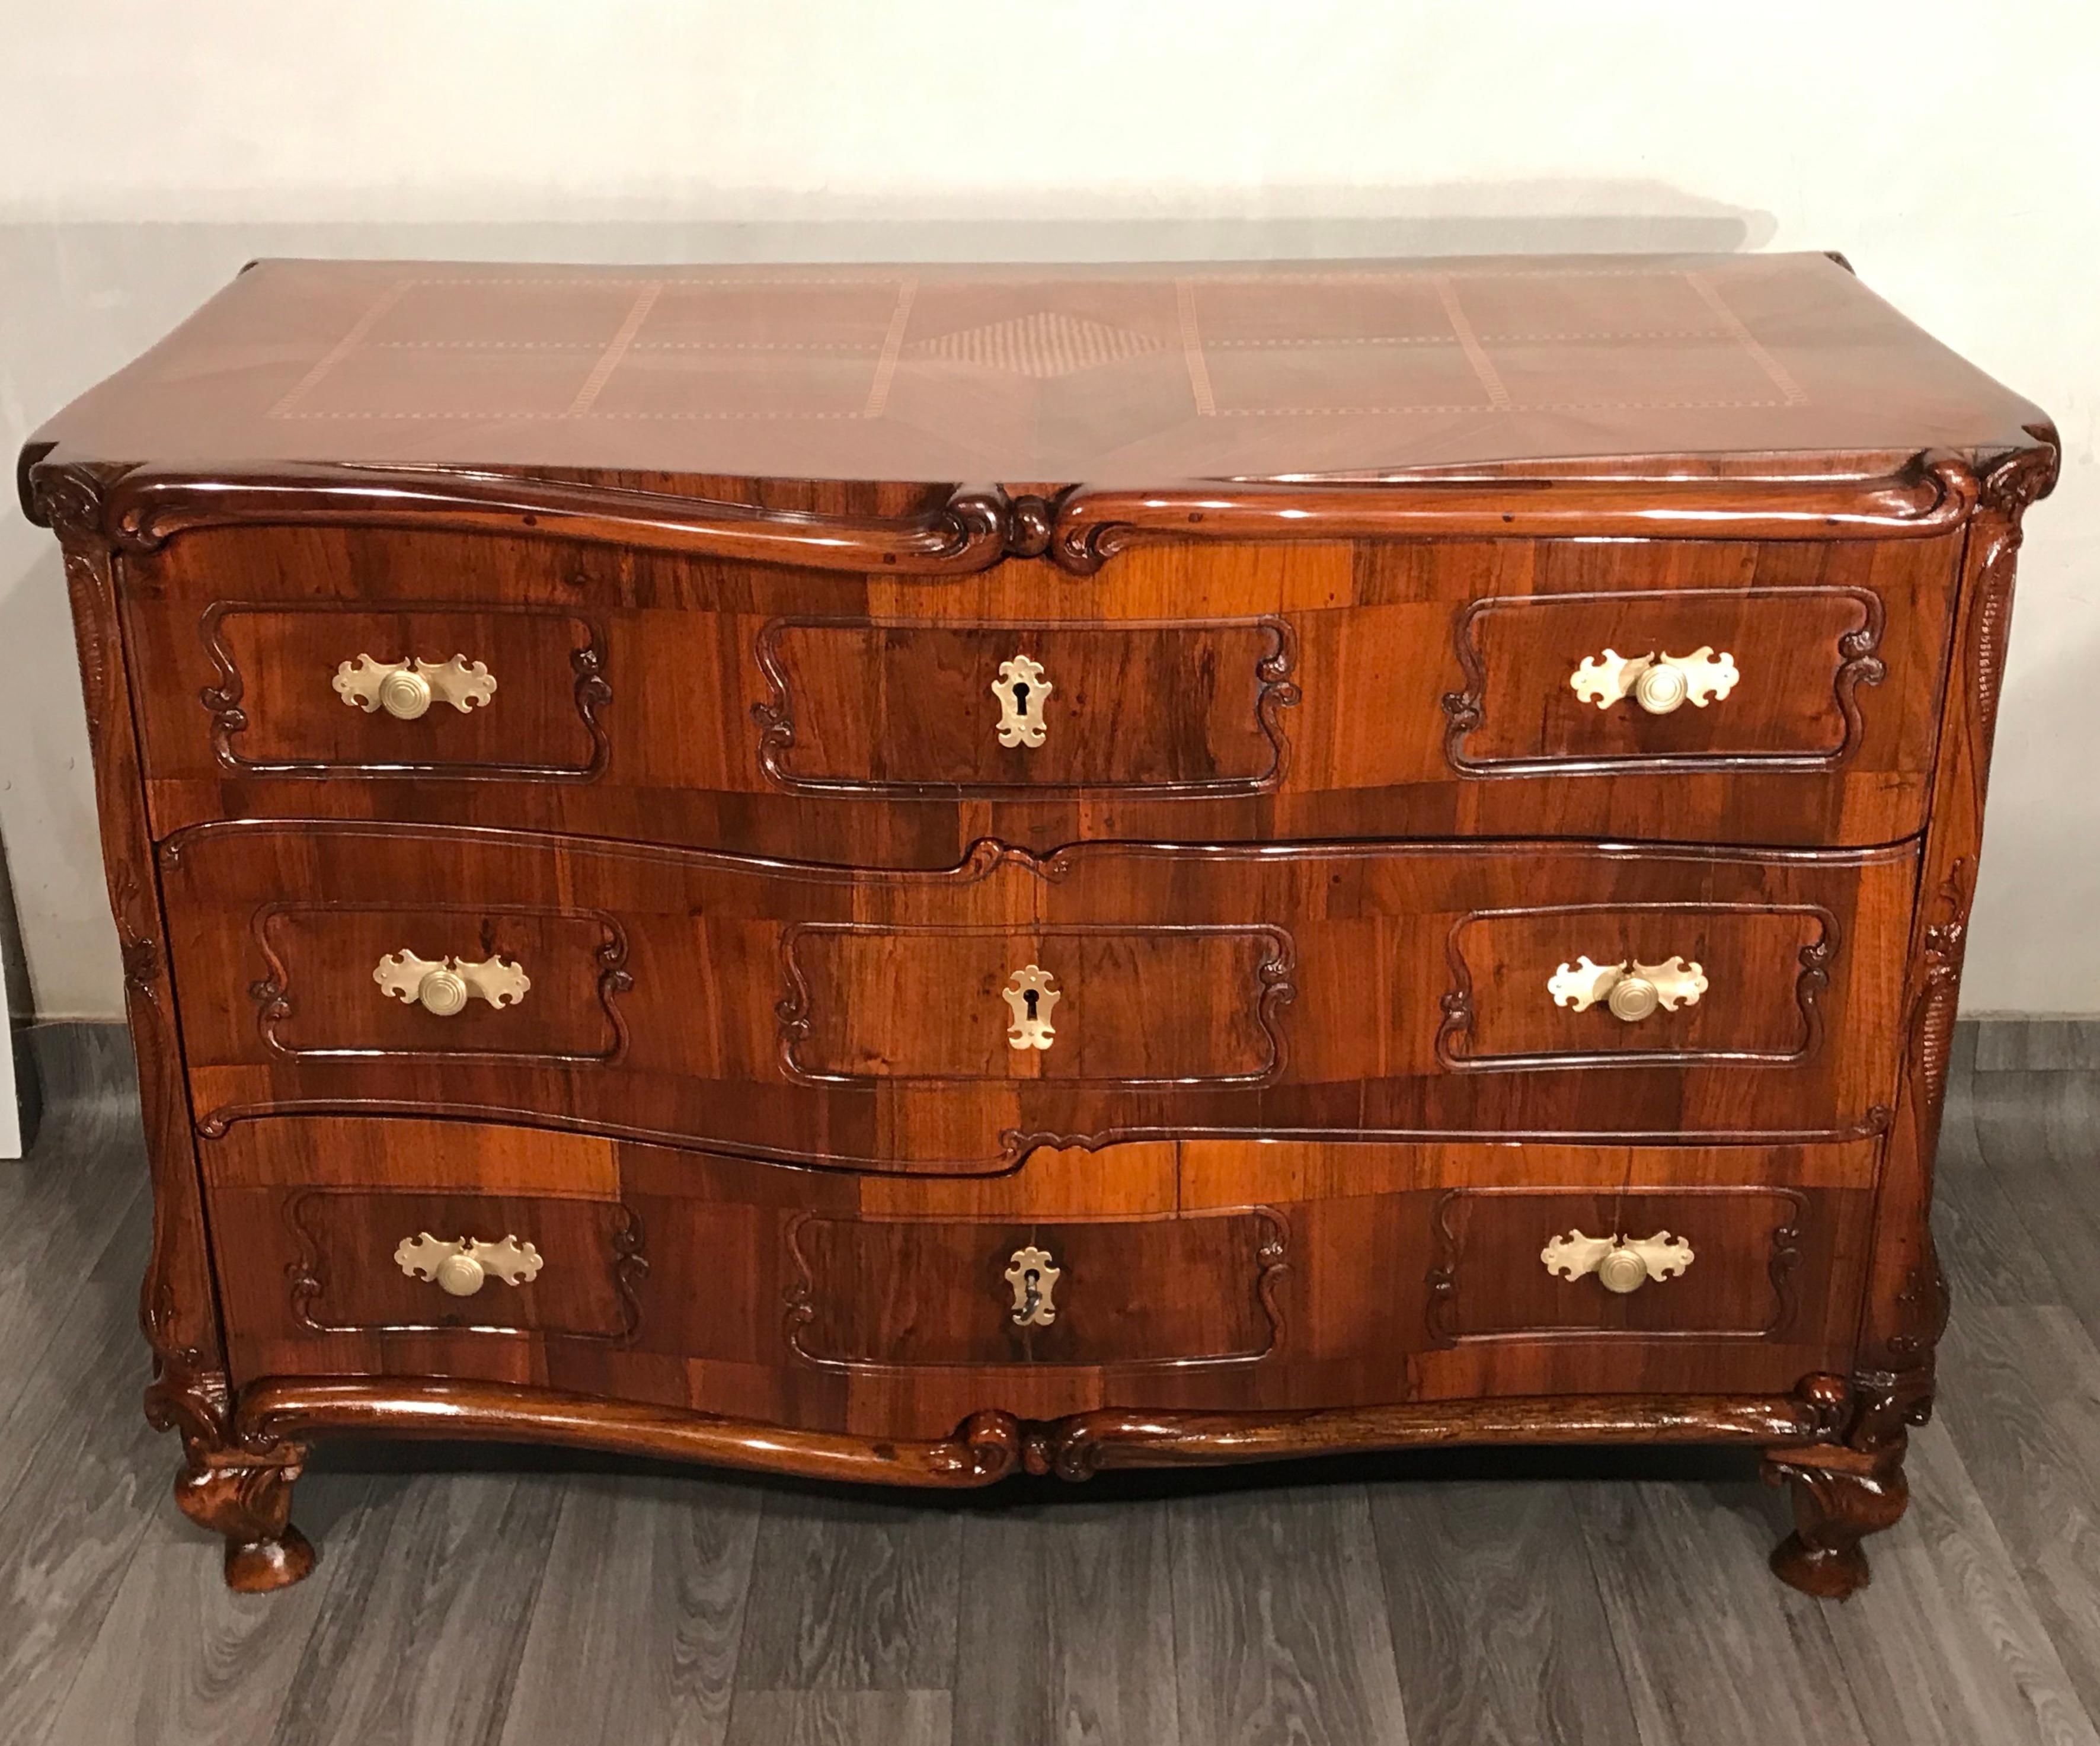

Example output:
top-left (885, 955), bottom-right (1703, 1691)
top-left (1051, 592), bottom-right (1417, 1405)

top-left (200, 1118), bottom-right (1878, 1434)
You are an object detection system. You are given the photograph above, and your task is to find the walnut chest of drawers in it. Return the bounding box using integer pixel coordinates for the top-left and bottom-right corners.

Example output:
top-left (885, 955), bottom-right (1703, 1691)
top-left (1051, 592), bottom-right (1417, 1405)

top-left (24, 254), bottom-right (2056, 1596)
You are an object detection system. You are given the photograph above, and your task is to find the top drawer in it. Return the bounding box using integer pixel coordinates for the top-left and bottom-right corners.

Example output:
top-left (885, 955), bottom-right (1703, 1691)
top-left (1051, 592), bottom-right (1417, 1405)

top-left (119, 524), bottom-right (1961, 853)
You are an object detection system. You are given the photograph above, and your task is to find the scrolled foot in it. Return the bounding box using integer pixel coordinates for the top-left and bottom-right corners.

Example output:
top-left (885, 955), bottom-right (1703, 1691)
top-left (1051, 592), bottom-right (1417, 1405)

top-left (172, 1439), bottom-right (318, 1591)
top-left (1763, 1442), bottom-right (1909, 1600)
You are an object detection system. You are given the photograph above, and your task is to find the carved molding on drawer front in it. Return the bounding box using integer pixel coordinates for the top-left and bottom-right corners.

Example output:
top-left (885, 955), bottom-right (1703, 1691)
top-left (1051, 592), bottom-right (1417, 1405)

top-left (781, 1208), bottom-right (1290, 1371)
top-left (750, 615), bottom-right (1299, 796)
top-left (1441, 586), bottom-right (1885, 778)
top-left (1437, 901), bottom-right (1837, 1072)
top-left (775, 921), bottom-right (1297, 1085)
top-left (283, 1190), bottom-right (647, 1341)
top-left (197, 600), bottom-right (611, 781)
top-left (1425, 1186), bottom-right (1806, 1347)
top-left (249, 901), bottom-right (632, 1063)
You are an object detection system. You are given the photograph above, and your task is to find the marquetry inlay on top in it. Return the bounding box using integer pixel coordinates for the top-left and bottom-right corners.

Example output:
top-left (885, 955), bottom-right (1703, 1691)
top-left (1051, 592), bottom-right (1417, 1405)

top-left (28, 255), bottom-right (2041, 483)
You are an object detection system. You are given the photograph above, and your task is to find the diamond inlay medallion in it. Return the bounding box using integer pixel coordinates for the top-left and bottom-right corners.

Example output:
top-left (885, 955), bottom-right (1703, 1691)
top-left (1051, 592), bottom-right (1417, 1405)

top-left (910, 311), bottom-right (1165, 379)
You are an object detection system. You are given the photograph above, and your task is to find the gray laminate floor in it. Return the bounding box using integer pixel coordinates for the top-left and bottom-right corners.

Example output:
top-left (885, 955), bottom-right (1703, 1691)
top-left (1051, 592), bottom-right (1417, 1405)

top-left (7, 1020), bottom-right (2100, 1746)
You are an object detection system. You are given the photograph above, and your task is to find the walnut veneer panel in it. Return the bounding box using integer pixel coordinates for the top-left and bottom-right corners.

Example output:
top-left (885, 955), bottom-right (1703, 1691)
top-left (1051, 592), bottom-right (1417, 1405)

top-left (120, 524), bottom-right (1957, 849)
top-left (162, 824), bottom-right (1914, 1168)
top-left (200, 1120), bottom-right (1871, 1430)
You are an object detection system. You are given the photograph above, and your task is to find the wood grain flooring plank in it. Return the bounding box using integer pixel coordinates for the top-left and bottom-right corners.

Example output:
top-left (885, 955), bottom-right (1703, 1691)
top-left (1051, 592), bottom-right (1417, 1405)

top-left (1807, 1418), bottom-right (2100, 1746)
top-left (269, 1464), bottom-right (564, 1746)
top-left (723, 1690), bottom-right (951, 1746)
top-left (1369, 1475), bottom-right (1638, 1746)
top-left (0, 1184), bottom-right (176, 1746)
top-left (952, 1498), bottom-right (1180, 1746)
top-left (40, 1470), bottom-right (378, 1746)
top-left (735, 1488), bottom-right (961, 1691)
top-left (1935, 1306), bottom-right (2100, 1728)
top-left (1573, 1471), bottom-right (1869, 1746)
top-left (1169, 1480), bottom-right (1410, 1746)
top-left (1936, 1076), bottom-right (2067, 1311)
top-left (497, 1470), bottom-right (764, 1746)
top-left (1968, 1075), bottom-right (2100, 1336)
top-left (0, 1032), bottom-right (152, 1463)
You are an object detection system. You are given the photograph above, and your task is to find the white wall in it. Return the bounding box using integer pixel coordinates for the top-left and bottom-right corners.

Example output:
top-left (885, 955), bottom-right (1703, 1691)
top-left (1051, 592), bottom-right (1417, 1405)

top-left (1, 1), bottom-right (2095, 1016)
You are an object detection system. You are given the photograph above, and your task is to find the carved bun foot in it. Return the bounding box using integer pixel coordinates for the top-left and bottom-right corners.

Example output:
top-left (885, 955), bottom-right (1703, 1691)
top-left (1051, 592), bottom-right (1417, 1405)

top-left (223, 1522), bottom-right (318, 1592)
top-left (172, 1441), bottom-right (317, 1591)
top-left (1763, 1443), bottom-right (1909, 1600)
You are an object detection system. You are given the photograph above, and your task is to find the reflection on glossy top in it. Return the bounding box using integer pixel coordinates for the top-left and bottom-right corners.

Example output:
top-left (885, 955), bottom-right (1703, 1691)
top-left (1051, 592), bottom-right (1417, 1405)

top-left (25, 254), bottom-right (2048, 485)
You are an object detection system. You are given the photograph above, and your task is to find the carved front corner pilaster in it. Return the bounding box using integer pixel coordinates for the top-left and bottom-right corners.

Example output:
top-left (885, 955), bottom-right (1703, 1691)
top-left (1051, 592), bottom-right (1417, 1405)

top-left (172, 1437), bottom-right (317, 1591)
top-left (31, 464), bottom-right (230, 1417)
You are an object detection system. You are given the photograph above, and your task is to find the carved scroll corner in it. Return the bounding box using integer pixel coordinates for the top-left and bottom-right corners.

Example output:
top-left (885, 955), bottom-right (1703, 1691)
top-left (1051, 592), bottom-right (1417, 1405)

top-left (25, 458), bottom-right (134, 545)
top-left (1981, 429), bottom-right (2061, 519)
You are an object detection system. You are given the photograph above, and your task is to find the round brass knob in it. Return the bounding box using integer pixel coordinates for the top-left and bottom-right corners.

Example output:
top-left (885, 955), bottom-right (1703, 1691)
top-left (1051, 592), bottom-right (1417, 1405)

top-left (1632, 661), bottom-right (1689, 715)
top-left (434, 1251), bottom-right (486, 1297)
top-left (417, 965), bottom-right (469, 1016)
top-left (1606, 975), bottom-right (1661, 1022)
top-left (1597, 1246), bottom-right (1650, 1294)
top-left (378, 667), bottom-right (433, 720)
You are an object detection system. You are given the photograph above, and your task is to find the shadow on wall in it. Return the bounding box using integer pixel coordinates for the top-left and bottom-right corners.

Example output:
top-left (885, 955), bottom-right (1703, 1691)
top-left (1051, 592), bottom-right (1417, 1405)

top-left (0, 185), bottom-right (1775, 1023)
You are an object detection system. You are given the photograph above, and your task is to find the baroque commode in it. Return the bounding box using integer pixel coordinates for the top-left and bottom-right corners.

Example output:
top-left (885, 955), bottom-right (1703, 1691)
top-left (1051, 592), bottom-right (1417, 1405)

top-left (22, 252), bottom-right (2053, 1595)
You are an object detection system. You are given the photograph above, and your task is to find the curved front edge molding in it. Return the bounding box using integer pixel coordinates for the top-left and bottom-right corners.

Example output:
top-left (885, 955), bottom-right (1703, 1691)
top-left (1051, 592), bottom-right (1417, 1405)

top-left (1047, 453), bottom-right (1984, 573)
top-left (41, 462), bottom-right (1035, 575)
top-left (231, 1373), bottom-right (1848, 1491)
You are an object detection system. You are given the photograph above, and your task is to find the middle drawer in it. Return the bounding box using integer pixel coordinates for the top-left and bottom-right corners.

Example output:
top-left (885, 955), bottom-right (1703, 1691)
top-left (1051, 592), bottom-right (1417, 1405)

top-left (165, 824), bottom-right (1914, 1172)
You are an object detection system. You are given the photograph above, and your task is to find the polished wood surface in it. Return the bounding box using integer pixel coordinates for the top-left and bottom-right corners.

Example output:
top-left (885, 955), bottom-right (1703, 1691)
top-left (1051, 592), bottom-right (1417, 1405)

top-left (196, 1117), bottom-right (1877, 1432)
top-left (23, 253), bottom-right (2058, 1598)
top-left (161, 826), bottom-right (1916, 1165)
top-left (114, 517), bottom-right (1962, 852)
top-left (20, 255), bottom-right (2047, 481)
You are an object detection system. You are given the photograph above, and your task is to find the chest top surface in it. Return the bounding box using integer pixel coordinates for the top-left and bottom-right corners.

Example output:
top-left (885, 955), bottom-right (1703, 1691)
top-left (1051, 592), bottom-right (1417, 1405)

top-left (21, 253), bottom-right (2048, 488)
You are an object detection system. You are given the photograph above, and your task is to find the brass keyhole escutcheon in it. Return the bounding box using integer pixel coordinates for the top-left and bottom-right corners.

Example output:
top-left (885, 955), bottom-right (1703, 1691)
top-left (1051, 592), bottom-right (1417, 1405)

top-left (1005, 1246), bottom-right (1060, 1326)
top-left (993, 654), bottom-right (1052, 749)
top-left (1002, 964), bottom-right (1061, 1051)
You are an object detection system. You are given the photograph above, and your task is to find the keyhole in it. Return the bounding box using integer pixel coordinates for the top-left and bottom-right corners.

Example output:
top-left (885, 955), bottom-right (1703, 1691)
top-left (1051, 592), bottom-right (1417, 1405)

top-left (1011, 680), bottom-right (1031, 717)
top-left (1022, 989), bottom-right (1039, 1021)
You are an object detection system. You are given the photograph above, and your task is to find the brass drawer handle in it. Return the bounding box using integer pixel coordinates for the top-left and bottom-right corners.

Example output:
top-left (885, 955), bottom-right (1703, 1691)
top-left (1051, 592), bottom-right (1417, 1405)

top-left (993, 653), bottom-right (1052, 749)
top-left (334, 653), bottom-right (497, 720)
top-left (375, 950), bottom-right (531, 1016)
top-left (1549, 954), bottom-right (1706, 1022)
top-left (1570, 646), bottom-right (1737, 715)
top-left (1001, 963), bottom-right (1060, 1051)
top-left (1005, 1245), bottom-right (1060, 1326)
top-left (1542, 1229), bottom-right (1693, 1294)
top-left (394, 1232), bottom-right (543, 1297)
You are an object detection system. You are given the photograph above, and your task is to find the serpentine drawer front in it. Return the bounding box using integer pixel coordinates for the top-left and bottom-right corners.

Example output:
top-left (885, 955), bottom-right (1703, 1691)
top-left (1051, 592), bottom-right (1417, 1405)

top-left (119, 524), bottom-right (1960, 853)
top-left (28, 253), bottom-right (2054, 1597)
top-left (160, 822), bottom-right (1914, 1167)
